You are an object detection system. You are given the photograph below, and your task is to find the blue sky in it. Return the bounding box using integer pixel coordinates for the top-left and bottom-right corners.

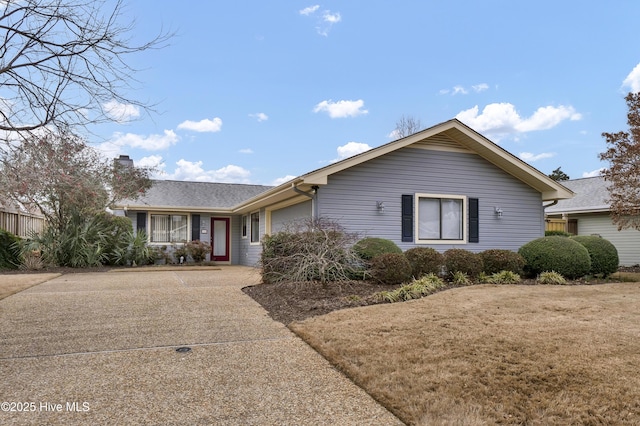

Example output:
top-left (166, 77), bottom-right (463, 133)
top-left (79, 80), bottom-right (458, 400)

top-left (93, 1), bottom-right (640, 186)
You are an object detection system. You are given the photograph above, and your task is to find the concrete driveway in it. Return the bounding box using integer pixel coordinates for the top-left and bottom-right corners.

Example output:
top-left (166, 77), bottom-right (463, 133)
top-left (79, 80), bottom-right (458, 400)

top-left (0, 267), bottom-right (402, 425)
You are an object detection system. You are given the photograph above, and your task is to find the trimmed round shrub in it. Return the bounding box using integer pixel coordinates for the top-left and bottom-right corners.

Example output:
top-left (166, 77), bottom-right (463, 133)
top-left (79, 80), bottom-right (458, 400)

top-left (518, 236), bottom-right (591, 279)
top-left (480, 249), bottom-right (525, 274)
top-left (443, 249), bottom-right (483, 277)
top-left (369, 253), bottom-right (412, 285)
top-left (571, 235), bottom-right (619, 277)
top-left (0, 229), bottom-right (21, 270)
top-left (404, 247), bottom-right (443, 278)
top-left (353, 237), bottom-right (402, 261)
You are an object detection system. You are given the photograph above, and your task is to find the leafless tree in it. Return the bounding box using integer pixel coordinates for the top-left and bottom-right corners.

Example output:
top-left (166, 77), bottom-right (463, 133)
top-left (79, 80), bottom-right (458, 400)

top-left (599, 92), bottom-right (640, 230)
top-left (0, 0), bottom-right (171, 138)
top-left (392, 115), bottom-right (423, 139)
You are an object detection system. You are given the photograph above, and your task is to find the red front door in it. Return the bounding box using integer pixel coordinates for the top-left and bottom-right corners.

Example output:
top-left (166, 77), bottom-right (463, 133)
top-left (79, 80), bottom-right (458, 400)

top-left (211, 217), bottom-right (230, 262)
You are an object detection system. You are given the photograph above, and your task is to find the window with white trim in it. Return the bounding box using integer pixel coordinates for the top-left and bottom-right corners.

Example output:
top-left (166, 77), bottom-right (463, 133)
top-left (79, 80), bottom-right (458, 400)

top-left (416, 194), bottom-right (466, 243)
top-left (250, 211), bottom-right (260, 243)
top-left (150, 214), bottom-right (188, 243)
top-left (241, 215), bottom-right (248, 238)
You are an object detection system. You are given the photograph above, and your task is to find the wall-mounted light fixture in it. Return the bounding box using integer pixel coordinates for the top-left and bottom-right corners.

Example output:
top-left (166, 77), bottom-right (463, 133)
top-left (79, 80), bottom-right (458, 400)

top-left (377, 201), bottom-right (385, 213)
top-left (495, 206), bottom-right (503, 218)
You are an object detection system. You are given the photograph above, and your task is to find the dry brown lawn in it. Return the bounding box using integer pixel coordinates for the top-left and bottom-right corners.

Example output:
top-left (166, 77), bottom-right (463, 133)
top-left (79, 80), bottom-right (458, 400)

top-left (0, 273), bottom-right (60, 300)
top-left (290, 282), bottom-right (640, 425)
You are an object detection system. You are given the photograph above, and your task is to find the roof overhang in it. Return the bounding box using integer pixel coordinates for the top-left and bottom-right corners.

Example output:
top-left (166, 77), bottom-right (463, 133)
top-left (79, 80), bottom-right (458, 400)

top-left (546, 207), bottom-right (610, 215)
top-left (114, 204), bottom-right (235, 214)
top-left (233, 179), bottom-right (315, 214)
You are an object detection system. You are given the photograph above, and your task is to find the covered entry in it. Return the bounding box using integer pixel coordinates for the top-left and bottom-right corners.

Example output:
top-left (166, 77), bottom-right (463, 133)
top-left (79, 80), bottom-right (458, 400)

top-left (211, 217), bottom-right (230, 262)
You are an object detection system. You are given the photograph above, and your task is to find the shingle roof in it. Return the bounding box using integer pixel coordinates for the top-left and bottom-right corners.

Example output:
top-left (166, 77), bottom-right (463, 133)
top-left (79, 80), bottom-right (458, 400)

top-left (545, 176), bottom-right (609, 214)
top-left (119, 180), bottom-right (273, 210)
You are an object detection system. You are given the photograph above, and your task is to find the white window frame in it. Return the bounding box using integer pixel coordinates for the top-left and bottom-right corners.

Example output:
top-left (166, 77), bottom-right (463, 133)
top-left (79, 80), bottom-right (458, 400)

top-left (241, 215), bottom-right (248, 239)
top-left (415, 193), bottom-right (467, 244)
top-left (249, 211), bottom-right (260, 245)
top-left (149, 213), bottom-right (189, 244)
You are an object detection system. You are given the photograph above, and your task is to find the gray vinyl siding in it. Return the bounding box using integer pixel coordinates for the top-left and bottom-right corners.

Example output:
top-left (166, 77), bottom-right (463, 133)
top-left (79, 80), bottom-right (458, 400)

top-left (270, 200), bottom-right (313, 233)
top-left (574, 213), bottom-right (640, 266)
top-left (238, 208), bottom-right (265, 267)
top-left (316, 147), bottom-right (544, 252)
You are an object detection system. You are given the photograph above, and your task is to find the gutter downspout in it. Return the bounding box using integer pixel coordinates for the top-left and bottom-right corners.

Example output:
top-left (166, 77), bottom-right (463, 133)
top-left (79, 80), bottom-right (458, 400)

top-left (292, 183), bottom-right (319, 219)
top-left (542, 200), bottom-right (558, 210)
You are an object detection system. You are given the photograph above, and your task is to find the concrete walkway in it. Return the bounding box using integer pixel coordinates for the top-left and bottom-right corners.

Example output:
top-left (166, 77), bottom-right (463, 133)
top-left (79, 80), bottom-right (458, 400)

top-left (0, 267), bottom-right (402, 425)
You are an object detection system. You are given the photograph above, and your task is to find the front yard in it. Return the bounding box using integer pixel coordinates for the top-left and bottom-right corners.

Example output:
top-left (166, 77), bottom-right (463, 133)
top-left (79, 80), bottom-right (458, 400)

top-left (247, 278), bottom-right (640, 425)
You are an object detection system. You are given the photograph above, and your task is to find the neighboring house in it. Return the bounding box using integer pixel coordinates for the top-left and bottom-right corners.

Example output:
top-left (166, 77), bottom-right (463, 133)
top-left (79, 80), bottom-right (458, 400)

top-left (114, 119), bottom-right (574, 266)
top-left (545, 176), bottom-right (640, 266)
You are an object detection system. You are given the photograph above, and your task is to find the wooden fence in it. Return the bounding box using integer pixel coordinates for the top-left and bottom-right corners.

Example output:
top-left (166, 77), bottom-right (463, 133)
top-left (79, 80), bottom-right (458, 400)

top-left (0, 210), bottom-right (46, 238)
top-left (545, 218), bottom-right (567, 233)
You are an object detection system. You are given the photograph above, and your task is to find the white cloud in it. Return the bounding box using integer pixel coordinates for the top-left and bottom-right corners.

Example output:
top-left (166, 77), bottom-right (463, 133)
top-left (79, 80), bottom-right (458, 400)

top-left (623, 63), bottom-right (640, 92)
top-left (440, 83), bottom-right (489, 96)
top-left (299, 5), bottom-right (341, 36)
top-left (472, 83), bottom-right (489, 93)
top-left (103, 100), bottom-right (140, 122)
top-left (299, 5), bottom-right (320, 15)
top-left (387, 129), bottom-right (402, 139)
top-left (582, 168), bottom-right (605, 178)
top-left (516, 105), bottom-right (582, 132)
top-left (323, 10), bottom-right (341, 23)
top-left (239, 148), bottom-right (254, 154)
top-left (177, 117), bottom-right (223, 133)
top-left (313, 99), bottom-right (368, 118)
top-left (272, 175), bottom-right (297, 186)
top-left (136, 155), bottom-right (166, 177)
top-left (332, 141), bottom-right (372, 162)
top-left (98, 130), bottom-right (179, 158)
top-left (519, 152), bottom-right (555, 162)
top-left (164, 159), bottom-right (251, 183)
top-left (452, 85), bottom-right (468, 95)
top-left (456, 103), bottom-right (582, 140)
top-left (249, 112), bottom-right (268, 122)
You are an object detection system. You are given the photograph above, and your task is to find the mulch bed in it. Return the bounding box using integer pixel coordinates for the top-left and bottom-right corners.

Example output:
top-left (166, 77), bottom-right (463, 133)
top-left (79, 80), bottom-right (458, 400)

top-left (242, 280), bottom-right (395, 325)
top-left (243, 273), bottom-right (632, 325)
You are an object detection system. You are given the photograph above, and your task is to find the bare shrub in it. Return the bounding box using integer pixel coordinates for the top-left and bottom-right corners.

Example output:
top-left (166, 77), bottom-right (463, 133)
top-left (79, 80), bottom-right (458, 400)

top-left (260, 217), bottom-right (364, 284)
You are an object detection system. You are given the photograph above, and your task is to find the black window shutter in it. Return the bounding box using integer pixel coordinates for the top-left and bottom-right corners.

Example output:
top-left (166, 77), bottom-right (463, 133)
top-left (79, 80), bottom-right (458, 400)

top-left (469, 198), bottom-right (479, 243)
top-left (136, 212), bottom-right (146, 233)
top-left (401, 195), bottom-right (413, 242)
top-left (192, 214), bottom-right (200, 241)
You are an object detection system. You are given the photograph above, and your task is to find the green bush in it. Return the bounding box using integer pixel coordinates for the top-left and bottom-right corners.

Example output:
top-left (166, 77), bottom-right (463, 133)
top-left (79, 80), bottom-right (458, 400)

top-left (450, 270), bottom-right (472, 286)
top-left (0, 229), bottom-right (21, 269)
top-left (570, 235), bottom-right (619, 277)
top-left (172, 243), bottom-right (189, 264)
top-left (518, 236), bottom-right (591, 279)
top-left (480, 249), bottom-right (525, 274)
top-left (369, 253), bottom-right (412, 285)
top-left (186, 240), bottom-right (212, 263)
top-left (353, 237), bottom-right (402, 261)
top-left (545, 230), bottom-right (571, 237)
top-left (488, 270), bottom-right (521, 284)
top-left (537, 271), bottom-right (567, 285)
top-left (443, 249), bottom-right (483, 277)
top-left (376, 273), bottom-right (446, 302)
top-left (404, 247), bottom-right (444, 278)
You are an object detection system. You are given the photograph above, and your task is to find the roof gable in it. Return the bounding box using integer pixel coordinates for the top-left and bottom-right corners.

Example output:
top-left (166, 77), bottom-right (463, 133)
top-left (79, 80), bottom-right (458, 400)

top-left (297, 119), bottom-right (573, 201)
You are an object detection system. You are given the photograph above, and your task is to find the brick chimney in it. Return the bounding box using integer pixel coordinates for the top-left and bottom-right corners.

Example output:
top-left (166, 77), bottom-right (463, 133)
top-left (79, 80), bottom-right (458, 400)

top-left (116, 154), bottom-right (134, 168)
